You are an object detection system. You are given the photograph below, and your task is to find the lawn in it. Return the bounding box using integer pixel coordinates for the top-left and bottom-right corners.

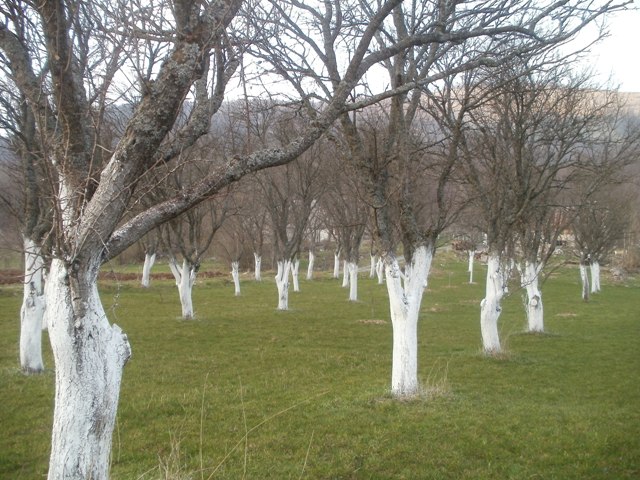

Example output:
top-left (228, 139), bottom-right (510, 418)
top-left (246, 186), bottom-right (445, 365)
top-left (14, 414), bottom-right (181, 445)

top-left (0, 256), bottom-right (638, 479)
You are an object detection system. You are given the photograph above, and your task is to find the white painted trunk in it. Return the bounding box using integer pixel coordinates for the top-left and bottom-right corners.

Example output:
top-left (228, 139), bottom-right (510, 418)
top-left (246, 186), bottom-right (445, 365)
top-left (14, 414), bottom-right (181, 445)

top-left (253, 252), bottom-right (262, 281)
top-left (580, 263), bottom-right (590, 301)
top-left (333, 252), bottom-right (340, 278)
top-left (376, 257), bottom-right (384, 284)
top-left (292, 258), bottom-right (301, 292)
top-left (385, 245), bottom-right (433, 396)
top-left (169, 259), bottom-right (197, 319)
top-left (341, 260), bottom-right (349, 287)
top-left (369, 254), bottom-right (377, 278)
top-left (45, 259), bottom-right (131, 480)
top-left (141, 252), bottom-right (156, 288)
top-left (521, 260), bottom-right (544, 333)
top-left (20, 237), bottom-right (46, 374)
top-left (275, 259), bottom-right (292, 310)
top-left (590, 260), bottom-right (601, 293)
top-left (348, 261), bottom-right (359, 301)
top-left (306, 251), bottom-right (315, 280)
top-left (231, 261), bottom-right (241, 296)
top-left (480, 253), bottom-right (506, 354)
top-left (468, 250), bottom-right (475, 284)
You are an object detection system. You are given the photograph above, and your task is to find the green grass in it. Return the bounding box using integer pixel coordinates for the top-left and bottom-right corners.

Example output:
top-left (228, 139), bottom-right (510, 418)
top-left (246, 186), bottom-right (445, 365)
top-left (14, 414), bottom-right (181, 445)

top-left (0, 258), bottom-right (639, 479)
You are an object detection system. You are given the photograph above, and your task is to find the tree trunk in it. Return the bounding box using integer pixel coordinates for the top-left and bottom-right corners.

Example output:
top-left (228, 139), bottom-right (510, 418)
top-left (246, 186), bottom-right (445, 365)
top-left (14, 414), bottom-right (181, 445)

top-left (370, 254), bottom-right (377, 278)
top-left (306, 250), bottom-right (315, 280)
top-left (231, 261), bottom-right (241, 296)
top-left (275, 259), bottom-right (292, 310)
top-left (590, 260), bottom-right (601, 293)
top-left (45, 259), bottom-right (131, 480)
top-left (341, 260), bottom-right (349, 287)
top-left (169, 258), bottom-right (197, 319)
top-left (20, 237), bottom-right (46, 374)
top-left (291, 258), bottom-right (301, 292)
top-left (376, 257), bottom-right (384, 284)
top-left (385, 245), bottom-right (432, 396)
top-left (521, 260), bottom-right (544, 333)
top-left (468, 250), bottom-right (475, 284)
top-left (253, 252), bottom-right (262, 281)
top-left (141, 252), bottom-right (156, 288)
top-left (480, 253), bottom-right (507, 354)
top-left (348, 261), bottom-right (359, 301)
top-left (333, 252), bottom-right (340, 279)
top-left (580, 262), bottom-right (590, 301)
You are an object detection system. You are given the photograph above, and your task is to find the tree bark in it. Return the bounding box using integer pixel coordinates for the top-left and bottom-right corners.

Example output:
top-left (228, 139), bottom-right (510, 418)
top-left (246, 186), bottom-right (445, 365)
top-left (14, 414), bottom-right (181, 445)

top-left (141, 252), bottom-right (156, 288)
top-left (590, 260), bottom-right (601, 293)
top-left (521, 260), bottom-right (544, 333)
top-left (480, 252), bottom-right (507, 354)
top-left (370, 254), bottom-right (377, 278)
top-left (348, 261), bottom-right (359, 301)
top-left (468, 250), bottom-right (475, 284)
top-left (291, 258), bottom-right (301, 292)
top-left (580, 261), bottom-right (590, 301)
top-left (20, 237), bottom-right (46, 374)
top-left (333, 251), bottom-right (341, 279)
top-left (376, 257), bottom-right (385, 284)
top-left (306, 251), bottom-right (315, 280)
top-left (231, 261), bottom-right (241, 296)
top-left (169, 258), bottom-right (197, 319)
top-left (45, 259), bottom-right (131, 480)
top-left (275, 259), bottom-right (292, 310)
top-left (341, 260), bottom-right (349, 288)
top-left (253, 252), bottom-right (262, 281)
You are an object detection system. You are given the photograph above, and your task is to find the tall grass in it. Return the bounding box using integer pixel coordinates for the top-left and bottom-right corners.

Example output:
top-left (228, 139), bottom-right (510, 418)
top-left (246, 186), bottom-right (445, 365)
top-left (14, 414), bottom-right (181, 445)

top-left (0, 257), bottom-right (638, 479)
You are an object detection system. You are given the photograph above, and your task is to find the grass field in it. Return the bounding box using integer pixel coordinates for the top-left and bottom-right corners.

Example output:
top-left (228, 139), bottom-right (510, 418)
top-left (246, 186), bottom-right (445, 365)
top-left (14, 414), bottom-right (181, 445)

top-left (0, 256), bottom-right (639, 479)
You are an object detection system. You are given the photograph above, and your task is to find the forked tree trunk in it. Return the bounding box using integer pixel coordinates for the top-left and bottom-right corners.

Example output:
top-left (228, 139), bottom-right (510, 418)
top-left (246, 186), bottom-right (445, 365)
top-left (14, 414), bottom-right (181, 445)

top-left (253, 252), bottom-right (262, 281)
top-left (20, 237), bottom-right (46, 374)
top-left (580, 262), bottom-right (590, 301)
top-left (520, 260), bottom-right (544, 333)
top-left (348, 261), bottom-right (358, 301)
top-left (306, 251), bottom-right (315, 280)
top-left (333, 251), bottom-right (340, 278)
top-left (169, 258), bottom-right (197, 319)
top-left (141, 252), bottom-right (156, 288)
top-left (385, 245), bottom-right (432, 396)
top-left (231, 261), bottom-right (241, 296)
top-left (341, 260), bottom-right (349, 287)
top-left (480, 252), bottom-right (508, 354)
top-left (275, 259), bottom-right (292, 310)
top-left (468, 250), bottom-right (475, 284)
top-left (291, 258), bottom-right (301, 292)
top-left (45, 259), bottom-right (131, 480)
top-left (590, 260), bottom-right (601, 293)
top-left (376, 257), bottom-right (384, 284)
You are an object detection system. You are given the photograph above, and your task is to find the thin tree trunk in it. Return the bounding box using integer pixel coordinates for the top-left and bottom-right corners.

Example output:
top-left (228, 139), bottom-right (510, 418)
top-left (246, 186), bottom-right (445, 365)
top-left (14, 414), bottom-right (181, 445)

top-left (169, 258), bottom-right (197, 319)
top-left (231, 260), bottom-right (241, 296)
top-left (253, 252), bottom-right (262, 281)
top-left (370, 254), bottom-right (377, 278)
top-left (333, 251), bottom-right (340, 279)
top-left (141, 252), bottom-right (156, 288)
top-left (275, 259), bottom-right (292, 310)
top-left (521, 260), bottom-right (544, 333)
top-left (292, 258), bottom-right (301, 292)
top-left (20, 237), bottom-right (45, 374)
top-left (468, 250), bottom-right (475, 284)
top-left (376, 257), bottom-right (384, 284)
top-left (590, 260), bottom-right (601, 293)
top-left (341, 260), bottom-right (349, 287)
top-left (480, 252), bottom-right (507, 354)
top-left (306, 250), bottom-right (315, 280)
top-left (348, 261), bottom-right (359, 301)
top-left (45, 259), bottom-right (131, 480)
top-left (580, 262), bottom-right (590, 301)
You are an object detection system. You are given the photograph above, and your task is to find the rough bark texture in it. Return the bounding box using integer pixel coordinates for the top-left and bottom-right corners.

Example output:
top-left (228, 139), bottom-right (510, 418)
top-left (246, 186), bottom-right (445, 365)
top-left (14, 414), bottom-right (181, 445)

top-left (141, 252), bottom-right (156, 288)
top-left (275, 259), bottom-right (292, 310)
top-left (20, 237), bottom-right (46, 374)
top-left (45, 259), bottom-right (131, 480)
top-left (480, 253), bottom-right (507, 354)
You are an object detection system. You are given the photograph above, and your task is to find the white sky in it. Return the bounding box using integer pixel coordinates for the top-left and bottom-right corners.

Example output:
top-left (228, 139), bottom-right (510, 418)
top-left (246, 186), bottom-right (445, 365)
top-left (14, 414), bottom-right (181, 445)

top-left (571, 6), bottom-right (640, 92)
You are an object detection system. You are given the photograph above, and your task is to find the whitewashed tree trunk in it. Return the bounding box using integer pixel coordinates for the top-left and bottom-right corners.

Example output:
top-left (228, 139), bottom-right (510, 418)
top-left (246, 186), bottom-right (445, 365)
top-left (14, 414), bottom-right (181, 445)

top-left (45, 259), bottom-right (131, 480)
top-left (521, 260), bottom-right (544, 333)
top-left (468, 250), bottom-right (475, 284)
top-left (169, 258), bottom-right (197, 319)
top-left (348, 261), bottom-right (359, 301)
top-left (141, 252), bottom-right (156, 288)
top-left (590, 260), bottom-right (601, 293)
top-left (20, 237), bottom-right (46, 374)
top-left (341, 260), bottom-right (349, 287)
top-left (370, 254), bottom-right (377, 278)
top-left (376, 257), bottom-right (385, 284)
top-left (292, 258), bottom-right (301, 292)
top-left (580, 262), bottom-right (590, 301)
top-left (275, 259), bottom-right (292, 310)
top-left (333, 252), bottom-right (340, 278)
top-left (231, 261), bottom-right (241, 296)
top-left (480, 253), bottom-right (507, 354)
top-left (253, 252), bottom-right (262, 281)
top-left (385, 245), bottom-right (433, 396)
top-left (306, 251), bottom-right (315, 280)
